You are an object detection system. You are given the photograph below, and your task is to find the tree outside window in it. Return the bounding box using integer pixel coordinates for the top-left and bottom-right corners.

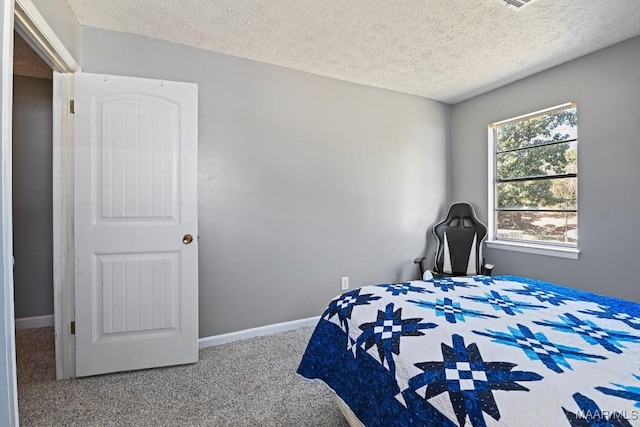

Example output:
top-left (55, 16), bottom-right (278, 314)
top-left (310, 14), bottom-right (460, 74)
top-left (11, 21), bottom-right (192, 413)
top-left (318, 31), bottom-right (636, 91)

top-left (491, 103), bottom-right (577, 245)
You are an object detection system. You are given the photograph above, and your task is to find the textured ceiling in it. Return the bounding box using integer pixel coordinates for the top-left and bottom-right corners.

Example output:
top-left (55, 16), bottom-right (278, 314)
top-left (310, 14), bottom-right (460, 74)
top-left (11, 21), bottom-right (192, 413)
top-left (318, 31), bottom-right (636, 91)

top-left (65, 0), bottom-right (640, 104)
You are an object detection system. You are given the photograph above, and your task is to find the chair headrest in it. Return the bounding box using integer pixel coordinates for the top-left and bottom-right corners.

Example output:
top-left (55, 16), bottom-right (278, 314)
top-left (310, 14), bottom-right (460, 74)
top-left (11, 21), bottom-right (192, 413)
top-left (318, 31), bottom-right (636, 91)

top-left (447, 203), bottom-right (475, 219)
top-left (435, 203), bottom-right (487, 236)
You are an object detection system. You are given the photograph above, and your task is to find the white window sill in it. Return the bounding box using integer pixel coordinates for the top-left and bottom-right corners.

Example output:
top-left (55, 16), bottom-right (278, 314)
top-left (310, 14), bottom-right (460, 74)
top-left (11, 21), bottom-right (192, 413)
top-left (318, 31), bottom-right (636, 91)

top-left (486, 240), bottom-right (580, 260)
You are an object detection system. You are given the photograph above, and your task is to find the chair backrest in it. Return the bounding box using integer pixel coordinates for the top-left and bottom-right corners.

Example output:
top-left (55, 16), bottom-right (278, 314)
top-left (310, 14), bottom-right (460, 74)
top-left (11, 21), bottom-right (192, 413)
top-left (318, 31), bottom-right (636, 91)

top-left (433, 203), bottom-right (487, 276)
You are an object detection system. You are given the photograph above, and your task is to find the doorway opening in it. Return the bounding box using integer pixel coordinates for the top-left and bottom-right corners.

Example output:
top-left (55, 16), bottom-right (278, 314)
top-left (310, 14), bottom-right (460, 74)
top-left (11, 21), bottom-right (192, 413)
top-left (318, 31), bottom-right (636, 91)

top-left (12, 30), bottom-right (54, 331)
top-left (12, 30), bottom-right (56, 419)
top-left (12, 0), bottom-right (80, 383)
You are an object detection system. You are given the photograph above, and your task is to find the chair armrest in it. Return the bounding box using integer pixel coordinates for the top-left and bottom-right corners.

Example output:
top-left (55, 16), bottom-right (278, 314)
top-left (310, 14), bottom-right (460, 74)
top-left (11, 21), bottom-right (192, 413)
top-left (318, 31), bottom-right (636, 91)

top-left (413, 257), bottom-right (426, 277)
top-left (483, 263), bottom-right (495, 276)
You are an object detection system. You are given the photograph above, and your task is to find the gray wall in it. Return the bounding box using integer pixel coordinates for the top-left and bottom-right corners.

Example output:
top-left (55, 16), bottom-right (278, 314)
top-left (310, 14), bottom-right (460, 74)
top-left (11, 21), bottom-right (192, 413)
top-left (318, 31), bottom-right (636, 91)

top-left (12, 75), bottom-right (53, 318)
top-left (30, 0), bottom-right (81, 63)
top-left (451, 36), bottom-right (640, 302)
top-left (80, 28), bottom-right (450, 336)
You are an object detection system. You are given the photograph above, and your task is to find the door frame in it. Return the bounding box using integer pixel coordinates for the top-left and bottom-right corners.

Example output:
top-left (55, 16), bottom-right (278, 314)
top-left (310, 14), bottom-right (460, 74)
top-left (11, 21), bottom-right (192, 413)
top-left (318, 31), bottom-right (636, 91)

top-left (11, 0), bottom-right (79, 385)
top-left (1, 1), bottom-right (18, 424)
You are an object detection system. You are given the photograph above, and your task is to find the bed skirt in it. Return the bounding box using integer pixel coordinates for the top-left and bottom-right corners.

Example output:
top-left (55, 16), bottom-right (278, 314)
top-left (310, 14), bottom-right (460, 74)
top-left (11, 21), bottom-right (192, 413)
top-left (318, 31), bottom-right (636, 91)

top-left (335, 395), bottom-right (365, 427)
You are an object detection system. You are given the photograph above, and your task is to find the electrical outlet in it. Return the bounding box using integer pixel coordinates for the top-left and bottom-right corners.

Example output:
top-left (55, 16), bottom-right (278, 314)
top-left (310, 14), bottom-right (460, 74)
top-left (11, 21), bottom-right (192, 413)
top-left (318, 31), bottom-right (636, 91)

top-left (341, 276), bottom-right (349, 290)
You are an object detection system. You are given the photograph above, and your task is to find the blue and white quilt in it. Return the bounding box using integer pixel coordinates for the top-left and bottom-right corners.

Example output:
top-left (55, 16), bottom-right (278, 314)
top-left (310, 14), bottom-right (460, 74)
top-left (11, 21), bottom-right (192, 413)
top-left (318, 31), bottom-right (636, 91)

top-left (297, 276), bottom-right (640, 426)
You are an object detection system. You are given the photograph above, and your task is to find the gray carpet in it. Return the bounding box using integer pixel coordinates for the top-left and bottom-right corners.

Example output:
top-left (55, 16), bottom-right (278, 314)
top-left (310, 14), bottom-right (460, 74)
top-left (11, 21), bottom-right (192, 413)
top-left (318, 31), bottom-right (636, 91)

top-left (16, 326), bottom-right (349, 426)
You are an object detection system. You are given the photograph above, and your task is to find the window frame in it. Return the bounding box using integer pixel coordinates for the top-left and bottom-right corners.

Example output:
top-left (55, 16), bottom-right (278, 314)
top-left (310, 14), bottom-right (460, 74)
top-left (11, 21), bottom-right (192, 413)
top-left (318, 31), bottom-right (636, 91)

top-left (487, 102), bottom-right (580, 259)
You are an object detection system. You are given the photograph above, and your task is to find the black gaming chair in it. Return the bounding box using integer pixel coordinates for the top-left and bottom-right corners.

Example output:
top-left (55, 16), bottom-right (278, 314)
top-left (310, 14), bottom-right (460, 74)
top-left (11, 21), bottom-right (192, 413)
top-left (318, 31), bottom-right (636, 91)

top-left (414, 203), bottom-right (494, 278)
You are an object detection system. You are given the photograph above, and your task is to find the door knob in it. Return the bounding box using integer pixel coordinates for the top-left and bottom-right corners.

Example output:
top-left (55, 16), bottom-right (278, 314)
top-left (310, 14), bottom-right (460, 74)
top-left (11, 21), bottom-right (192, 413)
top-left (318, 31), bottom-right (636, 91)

top-left (183, 234), bottom-right (194, 244)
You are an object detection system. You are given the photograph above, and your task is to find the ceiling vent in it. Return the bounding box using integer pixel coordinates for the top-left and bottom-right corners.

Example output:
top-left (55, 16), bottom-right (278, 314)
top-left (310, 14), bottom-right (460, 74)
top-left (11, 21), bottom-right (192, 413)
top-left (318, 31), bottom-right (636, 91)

top-left (494, 0), bottom-right (536, 11)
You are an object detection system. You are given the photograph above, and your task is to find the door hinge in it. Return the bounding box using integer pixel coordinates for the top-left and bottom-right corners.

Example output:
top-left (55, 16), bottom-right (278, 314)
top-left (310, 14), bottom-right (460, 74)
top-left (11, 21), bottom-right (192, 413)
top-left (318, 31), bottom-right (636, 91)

top-left (69, 99), bottom-right (75, 114)
top-left (70, 321), bottom-right (76, 335)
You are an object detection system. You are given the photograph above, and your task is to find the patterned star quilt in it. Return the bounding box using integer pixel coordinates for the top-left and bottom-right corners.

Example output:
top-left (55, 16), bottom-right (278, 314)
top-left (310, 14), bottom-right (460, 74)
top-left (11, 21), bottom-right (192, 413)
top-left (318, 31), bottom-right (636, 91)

top-left (297, 275), bottom-right (640, 426)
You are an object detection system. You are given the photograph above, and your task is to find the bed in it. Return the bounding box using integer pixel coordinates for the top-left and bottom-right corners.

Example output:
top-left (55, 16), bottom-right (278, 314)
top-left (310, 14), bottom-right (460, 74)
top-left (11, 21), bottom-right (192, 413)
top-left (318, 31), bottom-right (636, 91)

top-left (297, 275), bottom-right (640, 426)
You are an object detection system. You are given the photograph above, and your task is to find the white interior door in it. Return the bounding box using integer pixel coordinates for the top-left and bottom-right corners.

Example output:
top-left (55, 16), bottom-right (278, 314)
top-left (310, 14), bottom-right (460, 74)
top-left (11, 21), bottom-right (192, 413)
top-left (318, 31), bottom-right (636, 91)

top-left (74, 73), bottom-right (198, 377)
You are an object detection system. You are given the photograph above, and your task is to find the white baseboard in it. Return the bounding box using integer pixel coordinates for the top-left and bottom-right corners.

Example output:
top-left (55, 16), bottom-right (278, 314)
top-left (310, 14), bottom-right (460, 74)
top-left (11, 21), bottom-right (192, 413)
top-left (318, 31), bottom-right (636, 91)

top-left (198, 315), bottom-right (320, 349)
top-left (15, 315), bottom-right (54, 330)
top-left (15, 314), bottom-right (319, 345)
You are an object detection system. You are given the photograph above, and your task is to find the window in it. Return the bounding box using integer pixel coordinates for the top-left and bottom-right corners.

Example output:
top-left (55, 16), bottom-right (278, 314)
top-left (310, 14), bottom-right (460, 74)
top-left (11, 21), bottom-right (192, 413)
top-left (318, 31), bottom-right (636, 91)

top-left (488, 103), bottom-right (577, 255)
